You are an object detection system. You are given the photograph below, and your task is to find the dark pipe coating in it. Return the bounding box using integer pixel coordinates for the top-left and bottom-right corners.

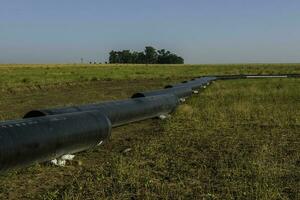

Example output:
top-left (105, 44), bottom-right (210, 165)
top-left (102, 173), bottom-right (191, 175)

top-left (0, 111), bottom-right (111, 171)
top-left (131, 86), bottom-right (192, 99)
top-left (165, 77), bottom-right (217, 90)
top-left (1, 73), bottom-right (299, 172)
top-left (24, 95), bottom-right (179, 127)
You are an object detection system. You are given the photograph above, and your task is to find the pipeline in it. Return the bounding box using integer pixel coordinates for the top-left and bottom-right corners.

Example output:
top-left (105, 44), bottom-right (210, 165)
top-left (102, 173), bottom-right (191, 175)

top-left (131, 86), bottom-right (192, 100)
top-left (24, 94), bottom-right (179, 127)
top-left (0, 111), bottom-right (111, 171)
top-left (164, 77), bottom-right (217, 90)
top-left (0, 73), bottom-right (299, 172)
top-left (214, 73), bottom-right (300, 80)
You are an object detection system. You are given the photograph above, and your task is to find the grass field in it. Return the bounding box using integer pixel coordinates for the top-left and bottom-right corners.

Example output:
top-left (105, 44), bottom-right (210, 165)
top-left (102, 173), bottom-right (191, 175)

top-left (0, 64), bottom-right (299, 199)
top-left (0, 63), bottom-right (299, 88)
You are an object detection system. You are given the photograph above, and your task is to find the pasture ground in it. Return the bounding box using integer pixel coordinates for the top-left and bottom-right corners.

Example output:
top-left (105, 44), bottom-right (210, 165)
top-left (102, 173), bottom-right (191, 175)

top-left (0, 64), bottom-right (299, 199)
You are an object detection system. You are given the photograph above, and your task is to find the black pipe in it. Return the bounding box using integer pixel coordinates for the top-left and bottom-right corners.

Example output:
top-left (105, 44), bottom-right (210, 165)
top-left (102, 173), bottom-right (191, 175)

top-left (24, 94), bottom-right (179, 127)
top-left (165, 77), bottom-right (217, 90)
top-left (0, 111), bottom-right (111, 172)
top-left (214, 75), bottom-right (247, 80)
top-left (131, 86), bottom-right (192, 99)
top-left (287, 74), bottom-right (300, 78)
top-left (2, 73), bottom-right (298, 172)
top-left (213, 74), bottom-right (300, 80)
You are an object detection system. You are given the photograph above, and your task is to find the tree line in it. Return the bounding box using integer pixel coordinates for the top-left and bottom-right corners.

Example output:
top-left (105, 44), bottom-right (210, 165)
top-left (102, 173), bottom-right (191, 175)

top-left (109, 46), bottom-right (184, 64)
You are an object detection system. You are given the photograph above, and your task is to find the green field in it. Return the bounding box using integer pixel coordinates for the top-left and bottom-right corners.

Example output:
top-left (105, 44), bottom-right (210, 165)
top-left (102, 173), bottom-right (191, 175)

top-left (0, 64), bottom-right (299, 199)
top-left (0, 63), bottom-right (299, 88)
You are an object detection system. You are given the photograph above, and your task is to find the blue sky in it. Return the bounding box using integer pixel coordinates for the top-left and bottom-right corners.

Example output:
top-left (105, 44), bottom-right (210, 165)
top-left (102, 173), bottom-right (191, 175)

top-left (0, 0), bottom-right (299, 64)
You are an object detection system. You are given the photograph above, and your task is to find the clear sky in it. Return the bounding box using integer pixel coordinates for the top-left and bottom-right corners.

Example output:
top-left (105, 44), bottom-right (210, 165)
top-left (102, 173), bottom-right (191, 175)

top-left (1, 0), bottom-right (299, 64)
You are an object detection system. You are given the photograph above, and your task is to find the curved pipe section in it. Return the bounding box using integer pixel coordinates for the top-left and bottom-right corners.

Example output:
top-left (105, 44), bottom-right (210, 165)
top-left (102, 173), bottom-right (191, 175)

top-left (1, 73), bottom-right (299, 172)
top-left (165, 77), bottom-right (217, 90)
top-left (131, 86), bottom-right (192, 99)
top-left (0, 111), bottom-right (111, 171)
top-left (215, 74), bottom-right (300, 80)
top-left (24, 95), bottom-right (179, 127)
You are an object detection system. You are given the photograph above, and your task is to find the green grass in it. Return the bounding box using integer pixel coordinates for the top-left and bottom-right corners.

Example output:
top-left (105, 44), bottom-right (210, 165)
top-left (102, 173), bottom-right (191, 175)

top-left (0, 63), bottom-right (299, 88)
top-left (0, 64), bottom-right (299, 199)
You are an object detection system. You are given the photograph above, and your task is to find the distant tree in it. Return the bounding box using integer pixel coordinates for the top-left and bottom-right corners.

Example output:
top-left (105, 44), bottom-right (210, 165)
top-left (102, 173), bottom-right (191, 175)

top-left (108, 46), bottom-right (184, 64)
top-left (157, 49), bottom-right (170, 64)
top-left (144, 46), bottom-right (158, 64)
top-left (121, 50), bottom-right (132, 63)
top-left (109, 51), bottom-right (117, 63)
top-left (131, 51), bottom-right (140, 63)
top-left (137, 52), bottom-right (146, 64)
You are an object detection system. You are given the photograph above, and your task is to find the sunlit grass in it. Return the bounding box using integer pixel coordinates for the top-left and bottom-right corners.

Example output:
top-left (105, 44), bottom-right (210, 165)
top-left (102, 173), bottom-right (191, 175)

top-left (0, 63), bottom-right (299, 88)
top-left (0, 64), bottom-right (299, 199)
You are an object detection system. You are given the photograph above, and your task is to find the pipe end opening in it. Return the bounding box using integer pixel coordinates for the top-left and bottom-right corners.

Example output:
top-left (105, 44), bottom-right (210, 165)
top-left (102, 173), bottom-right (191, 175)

top-left (164, 85), bottom-right (173, 89)
top-left (23, 110), bottom-right (47, 118)
top-left (131, 93), bottom-right (146, 98)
